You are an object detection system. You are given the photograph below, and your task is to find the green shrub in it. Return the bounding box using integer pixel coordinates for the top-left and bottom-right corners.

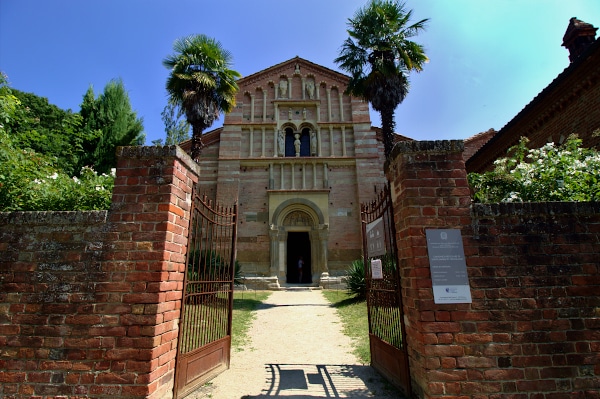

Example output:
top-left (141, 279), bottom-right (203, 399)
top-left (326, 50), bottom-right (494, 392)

top-left (0, 128), bottom-right (114, 211)
top-left (346, 259), bottom-right (366, 299)
top-left (469, 135), bottom-right (600, 203)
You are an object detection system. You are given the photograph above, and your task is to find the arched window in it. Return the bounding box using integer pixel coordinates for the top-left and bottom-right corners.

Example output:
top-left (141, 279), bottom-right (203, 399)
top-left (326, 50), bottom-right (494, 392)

top-left (284, 128), bottom-right (310, 157)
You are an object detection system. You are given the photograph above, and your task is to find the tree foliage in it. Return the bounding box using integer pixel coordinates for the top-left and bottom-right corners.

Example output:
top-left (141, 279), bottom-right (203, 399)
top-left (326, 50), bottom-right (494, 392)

top-left (335, 0), bottom-right (428, 158)
top-left (7, 89), bottom-right (90, 176)
top-left (163, 34), bottom-right (240, 160)
top-left (79, 79), bottom-right (145, 174)
top-left (468, 135), bottom-right (600, 203)
top-left (0, 73), bottom-right (114, 211)
top-left (161, 100), bottom-right (190, 145)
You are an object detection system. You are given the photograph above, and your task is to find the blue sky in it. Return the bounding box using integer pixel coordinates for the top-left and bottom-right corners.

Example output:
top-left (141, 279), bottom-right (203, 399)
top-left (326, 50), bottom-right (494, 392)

top-left (1, 0), bottom-right (600, 144)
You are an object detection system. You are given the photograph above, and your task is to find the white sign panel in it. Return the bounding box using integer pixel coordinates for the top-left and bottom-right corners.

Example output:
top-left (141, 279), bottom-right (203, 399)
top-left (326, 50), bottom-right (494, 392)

top-left (371, 258), bottom-right (383, 280)
top-left (426, 229), bottom-right (472, 304)
top-left (366, 217), bottom-right (386, 257)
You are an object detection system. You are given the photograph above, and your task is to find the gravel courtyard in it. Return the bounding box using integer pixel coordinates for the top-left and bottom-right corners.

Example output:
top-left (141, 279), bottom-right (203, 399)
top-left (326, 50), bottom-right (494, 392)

top-left (188, 289), bottom-right (404, 399)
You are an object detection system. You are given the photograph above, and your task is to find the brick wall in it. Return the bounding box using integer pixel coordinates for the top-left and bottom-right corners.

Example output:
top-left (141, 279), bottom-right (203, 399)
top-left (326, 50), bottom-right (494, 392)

top-left (0, 211), bottom-right (108, 397)
top-left (0, 146), bottom-right (198, 398)
top-left (388, 140), bottom-right (600, 399)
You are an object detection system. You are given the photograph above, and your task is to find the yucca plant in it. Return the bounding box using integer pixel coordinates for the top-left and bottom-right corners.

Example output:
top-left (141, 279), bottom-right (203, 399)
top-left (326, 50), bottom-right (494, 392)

top-left (346, 259), bottom-right (366, 299)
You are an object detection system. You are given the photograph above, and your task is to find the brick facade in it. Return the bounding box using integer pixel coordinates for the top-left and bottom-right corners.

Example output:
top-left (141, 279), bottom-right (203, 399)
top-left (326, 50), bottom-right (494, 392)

top-left (0, 146), bottom-right (197, 398)
top-left (187, 57), bottom-right (394, 288)
top-left (388, 140), bottom-right (600, 398)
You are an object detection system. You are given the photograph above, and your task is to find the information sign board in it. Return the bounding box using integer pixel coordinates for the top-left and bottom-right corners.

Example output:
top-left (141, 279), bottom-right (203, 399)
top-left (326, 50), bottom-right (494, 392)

top-left (371, 258), bottom-right (383, 279)
top-left (426, 229), bottom-right (472, 304)
top-left (366, 217), bottom-right (386, 257)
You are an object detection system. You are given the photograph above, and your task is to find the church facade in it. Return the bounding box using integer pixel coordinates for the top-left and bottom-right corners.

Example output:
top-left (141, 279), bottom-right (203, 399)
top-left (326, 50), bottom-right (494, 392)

top-left (186, 57), bottom-right (393, 289)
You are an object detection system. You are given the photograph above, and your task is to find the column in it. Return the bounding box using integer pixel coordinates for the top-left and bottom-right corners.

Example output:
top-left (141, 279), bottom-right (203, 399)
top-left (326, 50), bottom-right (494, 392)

top-left (263, 90), bottom-right (267, 123)
top-left (261, 127), bottom-right (266, 157)
top-left (250, 94), bottom-right (255, 122)
top-left (317, 127), bottom-right (322, 156)
top-left (302, 162), bottom-right (306, 190)
top-left (249, 127), bottom-right (254, 157)
top-left (341, 126), bottom-right (347, 157)
top-left (339, 92), bottom-right (344, 121)
top-left (326, 88), bottom-right (332, 122)
top-left (269, 228), bottom-right (280, 277)
top-left (329, 126), bottom-right (334, 157)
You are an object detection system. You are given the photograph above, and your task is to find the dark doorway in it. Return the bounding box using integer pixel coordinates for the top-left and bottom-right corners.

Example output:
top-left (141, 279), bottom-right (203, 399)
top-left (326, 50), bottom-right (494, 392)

top-left (286, 232), bottom-right (311, 284)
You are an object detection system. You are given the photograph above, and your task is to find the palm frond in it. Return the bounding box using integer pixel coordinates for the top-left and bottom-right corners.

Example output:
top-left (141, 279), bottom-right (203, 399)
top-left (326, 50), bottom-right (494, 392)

top-left (163, 33), bottom-right (240, 159)
top-left (334, 0), bottom-right (428, 158)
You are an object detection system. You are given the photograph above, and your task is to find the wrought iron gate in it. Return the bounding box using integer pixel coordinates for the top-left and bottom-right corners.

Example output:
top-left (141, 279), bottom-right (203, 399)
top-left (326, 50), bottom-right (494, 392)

top-left (174, 191), bottom-right (238, 399)
top-left (361, 184), bottom-right (411, 397)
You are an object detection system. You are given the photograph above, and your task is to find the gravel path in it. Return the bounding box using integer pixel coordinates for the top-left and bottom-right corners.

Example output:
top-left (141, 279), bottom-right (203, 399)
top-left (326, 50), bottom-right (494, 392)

top-left (189, 289), bottom-right (404, 398)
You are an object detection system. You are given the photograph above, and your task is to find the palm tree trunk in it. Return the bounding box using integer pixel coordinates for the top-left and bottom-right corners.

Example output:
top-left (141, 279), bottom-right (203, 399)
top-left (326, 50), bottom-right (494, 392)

top-left (191, 124), bottom-right (204, 161)
top-left (381, 108), bottom-right (396, 159)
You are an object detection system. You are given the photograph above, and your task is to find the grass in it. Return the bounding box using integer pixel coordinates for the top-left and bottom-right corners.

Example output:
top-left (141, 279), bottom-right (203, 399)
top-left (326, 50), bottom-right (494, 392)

top-left (322, 290), bottom-right (370, 364)
top-left (231, 291), bottom-right (271, 351)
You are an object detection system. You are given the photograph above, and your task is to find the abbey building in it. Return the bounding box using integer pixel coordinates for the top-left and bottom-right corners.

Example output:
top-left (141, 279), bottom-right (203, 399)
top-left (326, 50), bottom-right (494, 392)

top-left (182, 57), bottom-right (399, 289)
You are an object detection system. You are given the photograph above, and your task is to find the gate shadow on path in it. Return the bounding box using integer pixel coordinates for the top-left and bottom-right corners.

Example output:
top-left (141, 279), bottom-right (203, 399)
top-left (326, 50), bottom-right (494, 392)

top-left (241, 363), bottom-right (404, 398)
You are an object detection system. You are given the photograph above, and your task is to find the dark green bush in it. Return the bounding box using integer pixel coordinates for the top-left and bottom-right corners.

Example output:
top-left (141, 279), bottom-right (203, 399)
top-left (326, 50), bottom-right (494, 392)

top-left (346, 259), bottom-right (366, 299)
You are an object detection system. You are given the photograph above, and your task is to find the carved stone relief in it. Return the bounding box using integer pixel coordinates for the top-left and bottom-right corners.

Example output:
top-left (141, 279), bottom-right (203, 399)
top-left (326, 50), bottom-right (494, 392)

top-left (279, 79), bottom-right (288, 98)
top-left (306, 80), bottom-right (315, 99)
top-left (283, 211), bottom-right (312, 226)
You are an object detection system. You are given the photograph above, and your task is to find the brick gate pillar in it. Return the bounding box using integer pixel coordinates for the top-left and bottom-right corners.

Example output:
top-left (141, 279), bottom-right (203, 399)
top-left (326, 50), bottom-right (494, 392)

top-left (386, 141), bottom-right (472, 399)
top-left (105, 146), bottom-right (199, 398)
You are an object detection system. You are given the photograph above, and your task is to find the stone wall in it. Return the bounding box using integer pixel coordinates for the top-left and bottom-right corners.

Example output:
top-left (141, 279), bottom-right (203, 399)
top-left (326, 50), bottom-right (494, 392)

top-left (0, 146), bottom-right (198, 399)
top-left (388, 140), bottom-right (600, 399)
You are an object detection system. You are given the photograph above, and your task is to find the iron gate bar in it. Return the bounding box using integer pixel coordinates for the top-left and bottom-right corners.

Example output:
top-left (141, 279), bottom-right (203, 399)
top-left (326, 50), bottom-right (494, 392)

top-left (174, 190), bottom-right (238, 398)
top-left (360, 183), bottom-right (411, 397)
top-left (361, 185), bottom-right (406, 346)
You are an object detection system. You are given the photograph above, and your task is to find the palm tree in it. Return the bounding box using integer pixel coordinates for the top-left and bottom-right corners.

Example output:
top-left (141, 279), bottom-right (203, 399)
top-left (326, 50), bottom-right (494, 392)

top-left (163, 34), bottom-right (240, 160)
top-left (335, 0), bottom-right (428, 158)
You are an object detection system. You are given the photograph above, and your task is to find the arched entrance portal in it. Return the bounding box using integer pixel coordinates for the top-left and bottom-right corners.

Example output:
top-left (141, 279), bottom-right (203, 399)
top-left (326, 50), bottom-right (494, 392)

top-left (268, 196), bottom-right (329, 287)
top-left (286, 232), bottom-right (311, 284)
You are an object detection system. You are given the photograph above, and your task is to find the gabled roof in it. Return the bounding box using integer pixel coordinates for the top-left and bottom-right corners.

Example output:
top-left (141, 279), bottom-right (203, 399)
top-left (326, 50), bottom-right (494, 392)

top-left (238, 56), bottom-right (350, 87)
top-left (178, 127), bottom-right (222, 154)
top-left (370, 126), bottom-right (414, 144)
top-left (466, 35), bottom-right (600, 172)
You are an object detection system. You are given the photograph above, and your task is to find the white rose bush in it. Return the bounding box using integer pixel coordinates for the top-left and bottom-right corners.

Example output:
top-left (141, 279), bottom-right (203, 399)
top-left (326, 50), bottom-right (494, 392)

top-left (0, 129), bottom-right (115, 211)
top-left (468, 134), bottom-right (600, 203)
